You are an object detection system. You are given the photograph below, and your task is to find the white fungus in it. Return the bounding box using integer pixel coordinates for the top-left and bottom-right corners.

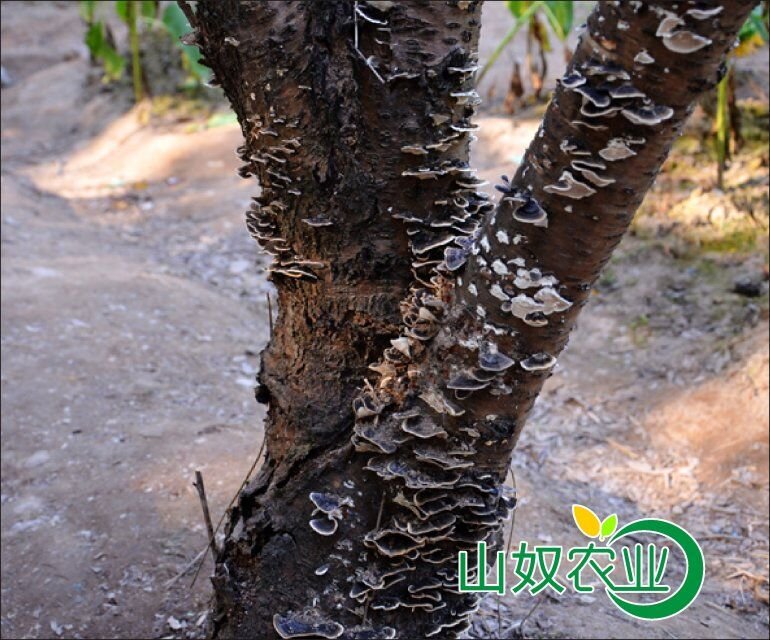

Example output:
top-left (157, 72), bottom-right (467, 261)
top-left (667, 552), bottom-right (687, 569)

top-left (599, 138), bottom-right (637, 161)
top-left (491, 260), bottom-right (509, 276)
top-left (489, 284), bottom-right (510, 301)
top-left (662, 30), bottom-right (712, 54)
top-left (543, 171), bottom-right (597, 199)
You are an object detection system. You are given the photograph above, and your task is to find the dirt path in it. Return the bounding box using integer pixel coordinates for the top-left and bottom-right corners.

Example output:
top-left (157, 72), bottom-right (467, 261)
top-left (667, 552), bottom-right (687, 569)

top-left (2, 4), bottom-right (271, 637)
top-left (1, 3), bottom-right (767, 639)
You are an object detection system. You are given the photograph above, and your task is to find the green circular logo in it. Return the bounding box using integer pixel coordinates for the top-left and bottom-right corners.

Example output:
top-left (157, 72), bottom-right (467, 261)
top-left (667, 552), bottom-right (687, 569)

top-left (606, 518), bottom-right (705, 620)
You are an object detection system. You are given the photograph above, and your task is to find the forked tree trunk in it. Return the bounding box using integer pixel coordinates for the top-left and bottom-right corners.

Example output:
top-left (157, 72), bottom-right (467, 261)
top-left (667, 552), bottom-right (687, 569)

top-left (183, 1), bottom-right (754, 638)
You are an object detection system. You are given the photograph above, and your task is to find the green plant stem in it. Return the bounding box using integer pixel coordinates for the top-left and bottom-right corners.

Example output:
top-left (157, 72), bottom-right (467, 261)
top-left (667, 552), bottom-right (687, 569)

top-left (715, 67), bottom-right (730, 189)
top-left (477, 1), bottom-right (543, 85)
top-left (127, 1), bottom-right (143, 102)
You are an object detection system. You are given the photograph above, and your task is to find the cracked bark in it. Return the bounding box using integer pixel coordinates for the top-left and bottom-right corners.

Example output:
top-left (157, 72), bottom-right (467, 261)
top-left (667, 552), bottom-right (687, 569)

top-left (186, 1), bottom-right (755, 638)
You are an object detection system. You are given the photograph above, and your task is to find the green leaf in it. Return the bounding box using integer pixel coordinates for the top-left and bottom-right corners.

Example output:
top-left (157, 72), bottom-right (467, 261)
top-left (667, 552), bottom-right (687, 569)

top-left (84, 21), bottom-right (104, 58)
top-left (84, 21), bottom-right (125, 81)
top-left (750, 13), bottom-right (769, 42)
top-left (140, 0), bottom-right (158, 20)
top-left (100, 41), bottom-right (127, 80)
top-left (478, 1), bottom-right (543, 84)
top-left (542, 0), bottom-right (573, 41)
top-left (600, 514), bottom-right (618, 540)
top-left (738, 5), bottom-right (768, 43)
top-left (161, 4), bottom-right (208, 82)
top-left (114, 0), bottom-right (129, 23)
top-left (160, 3), bottom-right (190, 40)
top-left (79, 0), bottom-right (96, 24)
top-left (507, 1), bottom-right (536, 20)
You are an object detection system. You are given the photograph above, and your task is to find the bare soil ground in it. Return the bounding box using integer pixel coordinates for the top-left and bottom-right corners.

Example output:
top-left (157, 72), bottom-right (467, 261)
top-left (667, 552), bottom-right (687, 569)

top-left (1, 3), bottom-right (768, 639)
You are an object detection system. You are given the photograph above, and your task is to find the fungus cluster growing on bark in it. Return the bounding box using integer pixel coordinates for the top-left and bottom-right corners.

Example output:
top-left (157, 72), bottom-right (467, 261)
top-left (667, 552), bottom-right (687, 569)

top-left (242, 121), bottom-right (330, 281)
top-left (185, 0), bottom-right (756, 636)
top-left (293, 1), bottom-right (741, 637)
top-left (301, 2), bottom-right (521, 636)
top-left (193, 5), bottom-right (336, 285)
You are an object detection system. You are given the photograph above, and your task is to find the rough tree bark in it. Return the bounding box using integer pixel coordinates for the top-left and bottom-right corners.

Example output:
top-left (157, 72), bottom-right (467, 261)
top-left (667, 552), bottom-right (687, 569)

top-left (183, 1), bottom-right (755, 638)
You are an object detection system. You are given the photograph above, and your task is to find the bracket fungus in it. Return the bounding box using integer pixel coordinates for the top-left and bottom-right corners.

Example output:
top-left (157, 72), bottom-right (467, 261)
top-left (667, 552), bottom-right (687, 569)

top-left (302, 216), bottom-right (335, 227)
top-left (520, 352), bottom-right (558, 372)
top-left (414, 445), bottom-right (474, 470)
top-left (364, 529), bottom-right (425, 558)
top-left (443, 246), bottom-right (469, 271)
top-left (419, 387), bottom-right (466, 416)
top-left (621, 104), bottom-right (674, 126)
top-left (491, 259), bottom-right (509, 276)
top-left (505, 193), bottom-right (549, 226)
top-left (489, 283), bottom-right (510, 301)
top-left (580, 102), bottom-right (623, 118)
top-left (574, 84), bottom-right (612, 108)
top-left (370, 596), bottom-right (401, 611)
top-left (273, 614), bottom-right (344, 640)
top-left (408, 577), bottom-right (444, 594)
top-left (662, 30), bottom-right (712, 54)
top-left (478, 349), bottom-right (515, 372)
top-left (608, 83), bottom-right (647, 100)
top-left (656, 11), bottom-right (713, 53)
top-left (543, 171), bottom-right (597, 199)
top-left (344, 626), bottom-right (396, 640)
top-left (513, 267), bottom-right (558, 290)
top-left (401, 416), bottom-right (447, 440)
top-left (503, 294), bottom-right (549, 327)
top-left (310, 492), bottom-right (354, 519)
top-left (410, 590), bottom-right (443, 603)
top-left (571, 161), bottom-right (615, 187)
top-left (533, 286), bottom-right (573, 313)
top-left (560, 71), bottom-right (587, 89)
top-left (353, 393), bottom-right (384, 419)
top-left (400, 144), bottom-right (429, 156)
top-left (634, 49), bottom-right (655, 64)
top-left (309, 517), bottom-right (339, 536)
top-left (403, 511), bottom-right (457, 536)
top-left (411, 232), bottom-right (456, 255)
top-left (582, 60), bottom-right (630, 81)
top-left (466, 367), bottom-right (497, 383)
top-left (599, 137), bottom-right (638, 161)
top-left (421, 548), bottom-right (457, 565)
top-left (687, 6), bottom-right (724, 19)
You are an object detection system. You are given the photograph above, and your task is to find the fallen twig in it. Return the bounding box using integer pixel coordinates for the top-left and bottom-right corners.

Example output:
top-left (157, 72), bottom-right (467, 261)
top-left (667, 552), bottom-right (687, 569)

top-left (194, 470), bottom-right (219, 564)
top-left (189, 435), bottom-right (267, 588)
top-left (164, 548), bottom-right (207, 588)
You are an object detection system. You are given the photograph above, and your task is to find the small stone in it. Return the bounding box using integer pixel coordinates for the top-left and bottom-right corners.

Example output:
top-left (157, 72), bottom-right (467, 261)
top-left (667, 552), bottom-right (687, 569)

top-left (24, 450), bottom-right (50, 468)
top-left (167, 616), bottom-right (185, 630)
top-left (733, 275), bottom-right (763, 298)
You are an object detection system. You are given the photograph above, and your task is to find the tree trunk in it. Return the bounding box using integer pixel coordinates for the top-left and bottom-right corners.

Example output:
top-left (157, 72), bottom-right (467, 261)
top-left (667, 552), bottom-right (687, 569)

top-left (184, 1), bottom-right (755, 638)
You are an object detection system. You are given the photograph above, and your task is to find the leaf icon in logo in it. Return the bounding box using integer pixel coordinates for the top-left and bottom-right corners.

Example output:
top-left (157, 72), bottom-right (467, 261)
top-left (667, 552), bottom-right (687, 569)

top-left (600, 513), bottom-right (618, 541)
top-left (572, 504), bottom-right (601, 538)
